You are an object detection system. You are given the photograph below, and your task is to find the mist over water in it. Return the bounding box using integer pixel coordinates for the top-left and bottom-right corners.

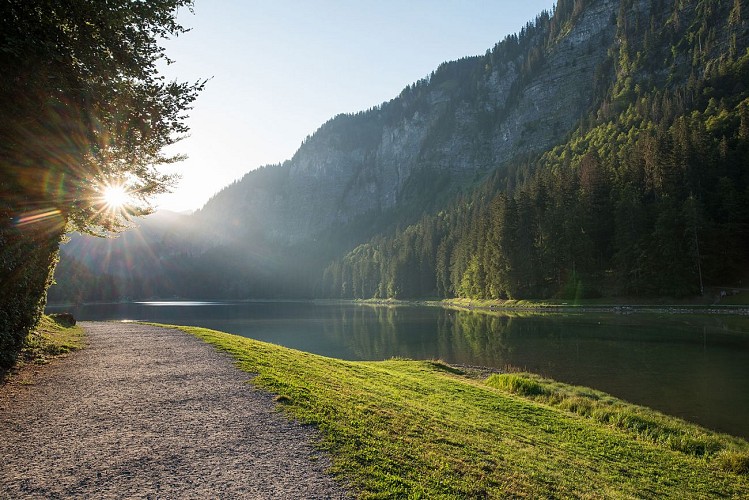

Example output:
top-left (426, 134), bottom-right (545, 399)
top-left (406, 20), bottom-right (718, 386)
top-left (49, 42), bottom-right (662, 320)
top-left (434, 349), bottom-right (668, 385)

top-left (49, 301), bottom-right (749, 439)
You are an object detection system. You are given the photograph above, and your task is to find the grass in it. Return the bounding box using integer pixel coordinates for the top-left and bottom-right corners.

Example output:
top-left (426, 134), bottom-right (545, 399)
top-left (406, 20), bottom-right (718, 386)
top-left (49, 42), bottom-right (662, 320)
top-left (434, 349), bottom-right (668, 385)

top-left (2, 314), bottom-right (84, 384)
top-left (158, 323), bottom-right (748, 498)
top-left (486, 373), bottom-right (749, 470)
top-left (21, 315), bottom-right (84, 364)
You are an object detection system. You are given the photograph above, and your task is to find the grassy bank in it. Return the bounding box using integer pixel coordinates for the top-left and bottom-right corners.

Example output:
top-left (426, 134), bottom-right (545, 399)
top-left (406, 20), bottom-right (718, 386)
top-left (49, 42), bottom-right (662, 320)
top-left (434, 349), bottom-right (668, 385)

top-left (1, 315), bottom-right (84, 382)
top-left (163, 324), bottom-right (748, 498)
top-left (22, 315), bottom-right (84, 363)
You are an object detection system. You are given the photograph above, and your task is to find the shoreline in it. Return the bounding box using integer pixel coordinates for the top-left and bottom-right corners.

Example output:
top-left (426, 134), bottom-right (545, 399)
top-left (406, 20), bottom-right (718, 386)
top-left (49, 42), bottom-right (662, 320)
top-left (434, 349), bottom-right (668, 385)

top-left (47, 295), bottom-right (749, 316)
top-left (358, 297), bottom-right (749, 315)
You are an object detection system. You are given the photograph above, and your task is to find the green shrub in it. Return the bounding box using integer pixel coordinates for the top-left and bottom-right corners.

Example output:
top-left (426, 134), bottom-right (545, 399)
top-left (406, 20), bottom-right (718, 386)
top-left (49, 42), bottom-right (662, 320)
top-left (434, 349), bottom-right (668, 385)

top-left (0, 212), bottom-right (62, 371)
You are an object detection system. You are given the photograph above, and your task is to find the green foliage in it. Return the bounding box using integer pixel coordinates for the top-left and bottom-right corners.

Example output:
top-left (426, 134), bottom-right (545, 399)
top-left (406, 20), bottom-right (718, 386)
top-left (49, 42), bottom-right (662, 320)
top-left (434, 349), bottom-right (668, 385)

top-left (171, 324), bottom-right (749, 497)
top-left (0, 1), bottom-right (201, 367)
top-left (0, 220), bottom-right (62, 370)
top-left (0, 0), bottom-right (203, 234)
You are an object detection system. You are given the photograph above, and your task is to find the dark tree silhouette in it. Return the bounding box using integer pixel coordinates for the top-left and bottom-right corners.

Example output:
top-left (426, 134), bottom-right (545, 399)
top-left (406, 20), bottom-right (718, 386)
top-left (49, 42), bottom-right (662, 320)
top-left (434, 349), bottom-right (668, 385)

top-left (0, 0), bottom-right (203, 368)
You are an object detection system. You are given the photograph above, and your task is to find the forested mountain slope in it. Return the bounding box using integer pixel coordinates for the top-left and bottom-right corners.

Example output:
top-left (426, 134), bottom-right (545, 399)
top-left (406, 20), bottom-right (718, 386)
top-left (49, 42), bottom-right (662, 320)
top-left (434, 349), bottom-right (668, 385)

top-left (53, 0), bottom-right (749, 302)
top-left (324, 0), bottom-right (749, 300)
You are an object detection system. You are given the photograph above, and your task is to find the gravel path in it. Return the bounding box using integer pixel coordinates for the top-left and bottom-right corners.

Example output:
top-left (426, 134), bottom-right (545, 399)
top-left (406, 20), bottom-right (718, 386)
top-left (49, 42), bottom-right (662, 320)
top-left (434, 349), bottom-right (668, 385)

top-left (0, 322), bottom-right (351, 499)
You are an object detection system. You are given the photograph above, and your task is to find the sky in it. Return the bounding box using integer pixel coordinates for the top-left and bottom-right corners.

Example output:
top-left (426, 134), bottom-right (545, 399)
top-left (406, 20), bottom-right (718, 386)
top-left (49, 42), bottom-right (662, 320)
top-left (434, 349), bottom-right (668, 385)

top-left (155, 0), bottom-right (557, 212)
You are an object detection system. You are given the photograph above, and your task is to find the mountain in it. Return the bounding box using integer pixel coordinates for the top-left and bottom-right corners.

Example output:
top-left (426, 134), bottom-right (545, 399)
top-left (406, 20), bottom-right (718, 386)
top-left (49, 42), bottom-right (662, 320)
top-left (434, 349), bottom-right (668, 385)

top-left (323, 0), bottom-right (749, 300)
top-left (61, 210), bottom-right (193, 274)
top-left (195, 0), bottom-right (619, 245)
top-left (51, 0), bottom-right (749, 303)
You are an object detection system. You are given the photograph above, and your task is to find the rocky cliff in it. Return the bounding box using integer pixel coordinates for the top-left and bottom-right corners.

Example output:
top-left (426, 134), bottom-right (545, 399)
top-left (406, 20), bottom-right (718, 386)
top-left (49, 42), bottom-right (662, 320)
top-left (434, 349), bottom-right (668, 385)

top-left (194, 0), bottom-right (624, 245)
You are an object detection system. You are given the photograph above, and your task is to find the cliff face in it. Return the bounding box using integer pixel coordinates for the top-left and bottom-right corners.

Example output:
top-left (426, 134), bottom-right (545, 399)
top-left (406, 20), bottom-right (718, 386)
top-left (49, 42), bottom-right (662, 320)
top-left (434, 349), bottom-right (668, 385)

top-left (195, 0), bottom-right (624, 245)
top-left (490, 0), bottom-right (619, 162)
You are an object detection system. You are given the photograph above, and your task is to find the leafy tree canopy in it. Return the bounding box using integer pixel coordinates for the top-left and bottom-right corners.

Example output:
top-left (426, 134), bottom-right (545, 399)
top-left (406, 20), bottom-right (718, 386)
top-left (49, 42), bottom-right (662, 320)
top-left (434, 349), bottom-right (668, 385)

top-left (0, 0), bottom-right (204, 235)
top-left (0, 0), bottom-right (203, 369)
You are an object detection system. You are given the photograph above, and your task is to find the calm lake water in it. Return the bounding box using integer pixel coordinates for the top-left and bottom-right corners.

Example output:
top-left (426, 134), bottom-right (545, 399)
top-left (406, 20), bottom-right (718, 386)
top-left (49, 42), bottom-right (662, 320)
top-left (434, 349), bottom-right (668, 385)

top-left (47, 300), bottom-right (749, 439)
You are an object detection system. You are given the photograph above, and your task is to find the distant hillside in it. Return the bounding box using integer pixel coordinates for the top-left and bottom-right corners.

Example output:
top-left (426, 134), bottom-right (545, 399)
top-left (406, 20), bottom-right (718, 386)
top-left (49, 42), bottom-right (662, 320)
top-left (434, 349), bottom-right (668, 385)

top-left (49, 211), bottom-right (194, 302)
top-left (51, 0), bottom-right (749, 303)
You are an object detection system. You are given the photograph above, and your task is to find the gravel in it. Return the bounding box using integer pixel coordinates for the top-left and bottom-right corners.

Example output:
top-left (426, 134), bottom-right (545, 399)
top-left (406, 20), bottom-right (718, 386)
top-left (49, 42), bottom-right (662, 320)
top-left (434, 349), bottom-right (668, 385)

top-left (0, 322), bottom-right (351, 499)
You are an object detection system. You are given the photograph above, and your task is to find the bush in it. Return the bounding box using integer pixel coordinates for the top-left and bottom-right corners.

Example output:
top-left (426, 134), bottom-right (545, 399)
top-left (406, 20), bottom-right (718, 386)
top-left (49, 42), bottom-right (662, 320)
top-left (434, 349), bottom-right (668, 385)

top-left (0, 212), bottom-right (62, 370)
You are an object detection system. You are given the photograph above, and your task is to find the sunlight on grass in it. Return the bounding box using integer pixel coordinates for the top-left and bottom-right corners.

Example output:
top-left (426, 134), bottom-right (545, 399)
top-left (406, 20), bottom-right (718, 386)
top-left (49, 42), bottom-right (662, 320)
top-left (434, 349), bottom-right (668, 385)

top-left (155, 324), bottom-right (749, 498)
top-left (20, 315), bottom-right (84, 366)
top-left (486, 373), bottom-right (749, 460)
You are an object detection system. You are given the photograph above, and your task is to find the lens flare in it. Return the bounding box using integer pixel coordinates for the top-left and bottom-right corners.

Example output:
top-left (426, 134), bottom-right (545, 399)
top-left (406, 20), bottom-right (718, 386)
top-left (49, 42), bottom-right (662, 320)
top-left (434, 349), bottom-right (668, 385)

top-left (101, 184), bottom-right (130, 209)
top-left (14, 209), bottom-right (63, 227)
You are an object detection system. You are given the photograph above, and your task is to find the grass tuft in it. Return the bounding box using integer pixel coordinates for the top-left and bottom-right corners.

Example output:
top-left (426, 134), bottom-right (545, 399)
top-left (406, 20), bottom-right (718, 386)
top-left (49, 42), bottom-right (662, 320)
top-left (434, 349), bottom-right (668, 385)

top-left (716, 449), bottom-right (749, 475)
top-left (486, 373), bottom-right (550, 396)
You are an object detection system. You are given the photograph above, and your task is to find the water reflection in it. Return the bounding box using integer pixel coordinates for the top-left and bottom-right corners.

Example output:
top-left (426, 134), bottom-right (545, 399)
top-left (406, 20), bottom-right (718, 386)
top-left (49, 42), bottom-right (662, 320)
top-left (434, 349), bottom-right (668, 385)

top-left (135, 301), bottom-right (229, 306)
top-left (47, 301), bottom-right (749, 438)
top-left (437, 310), bottom-right (749, 439)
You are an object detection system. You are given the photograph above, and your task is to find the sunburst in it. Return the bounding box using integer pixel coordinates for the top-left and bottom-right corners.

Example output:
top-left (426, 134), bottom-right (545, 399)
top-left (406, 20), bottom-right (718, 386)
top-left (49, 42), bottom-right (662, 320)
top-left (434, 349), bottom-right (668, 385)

top-left (100, 183), bottom-right (131, 209)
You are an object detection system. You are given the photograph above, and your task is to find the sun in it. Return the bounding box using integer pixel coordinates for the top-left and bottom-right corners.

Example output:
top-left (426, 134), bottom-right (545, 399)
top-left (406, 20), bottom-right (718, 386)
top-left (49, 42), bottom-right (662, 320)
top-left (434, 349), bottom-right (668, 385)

top-left (101, 184), bottom-right (130, 209)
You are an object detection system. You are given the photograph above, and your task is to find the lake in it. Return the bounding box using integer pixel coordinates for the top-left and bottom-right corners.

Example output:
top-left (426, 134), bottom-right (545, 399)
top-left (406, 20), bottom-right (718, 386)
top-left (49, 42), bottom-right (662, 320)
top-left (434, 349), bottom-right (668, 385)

top-left (47, 300), bottom-right (749, 439)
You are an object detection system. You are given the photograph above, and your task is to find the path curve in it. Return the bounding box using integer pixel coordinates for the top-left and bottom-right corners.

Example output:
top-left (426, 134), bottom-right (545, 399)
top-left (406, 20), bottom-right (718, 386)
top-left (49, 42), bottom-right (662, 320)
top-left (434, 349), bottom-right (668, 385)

top-left (0, 322), bottom-right (350, 499)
